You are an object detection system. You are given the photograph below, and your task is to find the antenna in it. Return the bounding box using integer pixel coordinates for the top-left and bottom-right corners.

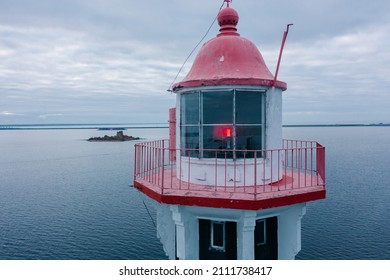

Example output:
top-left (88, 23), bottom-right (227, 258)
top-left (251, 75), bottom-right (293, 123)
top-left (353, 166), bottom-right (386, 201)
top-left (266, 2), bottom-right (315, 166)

top-left (273, 23), bottom-right (293, 86)
top-left (167, 0), bottom-right (227, 92)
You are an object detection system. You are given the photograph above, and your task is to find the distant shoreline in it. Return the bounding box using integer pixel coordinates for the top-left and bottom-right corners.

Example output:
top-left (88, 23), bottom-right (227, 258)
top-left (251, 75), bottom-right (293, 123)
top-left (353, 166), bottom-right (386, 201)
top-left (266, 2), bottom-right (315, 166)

top-left (0, 125), bottom-right (168, 130)
top-left (283, 123), bottom-right (390, 127)
top-left (0, 123), bottom-right (389, 130)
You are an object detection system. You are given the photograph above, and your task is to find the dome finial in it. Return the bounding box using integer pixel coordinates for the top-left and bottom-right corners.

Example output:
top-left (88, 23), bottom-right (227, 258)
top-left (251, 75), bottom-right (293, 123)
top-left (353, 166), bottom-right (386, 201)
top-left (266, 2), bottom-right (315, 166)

top-left (217, 1), bottom-right (239, 35)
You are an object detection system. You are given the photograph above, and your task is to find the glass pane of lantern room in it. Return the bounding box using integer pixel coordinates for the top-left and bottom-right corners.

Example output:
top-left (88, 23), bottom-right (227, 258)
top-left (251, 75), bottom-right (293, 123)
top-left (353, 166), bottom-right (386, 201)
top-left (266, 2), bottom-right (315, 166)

top-left (203, 126), bottom-right (233, 158)
top-left (236, 126), bottom-right (262, 158)
top-left (181, 92), bottom-right (199, 125)
top-left (203, 91), bottom-right (233, 124)
top-left (236, 90), bottom-right (262, 124)
top-left (180, 126), bottom-right (199, 157)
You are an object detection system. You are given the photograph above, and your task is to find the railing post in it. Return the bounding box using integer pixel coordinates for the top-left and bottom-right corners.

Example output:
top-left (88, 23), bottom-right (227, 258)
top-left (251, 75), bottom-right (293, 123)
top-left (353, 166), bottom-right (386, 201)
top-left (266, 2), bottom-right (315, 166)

top-left (161, 144), bottom-right (165, 194)
top-left (215, 150), bottom-right (218, 190)
top-left (254, 151), bottom-right (257, 200)
top-left (297, 147), bottom-right (300, 188)
top-left (142, 144), bottom-right (145, 178)
top-left (263, 150), bottom-right (266, 192)
top-left (224, 152), bottom-right (227, 191)
top-left (188, 151), bottom-right (191, 190)
top-left (243, 152), bottom-right (246, 190)
top-left (284, 148), bottom-right (287, 190)
top-left (277, 149), bottom-right (280, 191)
top-left (304, 147), bottom-right (307, 187)
top-left (316, 143), bottom-right (326, 186)
top-left (291, 147), bottom-right (294, 188)
top-left (311, 146), bottom-right (313, 187)
top-left (179, 150), bottom-right (182, 190)
top-left (270, 150), bottom-right (273, 189)
top-left (133, 144), bottom-right (138, 182)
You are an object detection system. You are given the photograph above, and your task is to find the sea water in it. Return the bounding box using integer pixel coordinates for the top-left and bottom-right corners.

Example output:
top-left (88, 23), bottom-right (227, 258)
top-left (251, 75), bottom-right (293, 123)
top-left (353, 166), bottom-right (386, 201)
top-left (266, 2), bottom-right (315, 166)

top-left (0, 127), bottom-right (389, 259)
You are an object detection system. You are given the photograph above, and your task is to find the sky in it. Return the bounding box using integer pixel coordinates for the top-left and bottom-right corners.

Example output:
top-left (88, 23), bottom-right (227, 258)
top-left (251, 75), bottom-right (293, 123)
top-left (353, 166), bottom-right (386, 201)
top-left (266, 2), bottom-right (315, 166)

top-left (0, 0), bottom-right (389, 125)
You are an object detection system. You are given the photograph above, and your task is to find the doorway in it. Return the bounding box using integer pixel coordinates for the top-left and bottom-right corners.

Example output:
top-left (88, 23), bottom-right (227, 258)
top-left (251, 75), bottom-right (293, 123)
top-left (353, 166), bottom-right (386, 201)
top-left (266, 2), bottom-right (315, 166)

top-left (255, 216), bottom-right (278, 260)
top-left (199, 219), bottom-right (237, 260)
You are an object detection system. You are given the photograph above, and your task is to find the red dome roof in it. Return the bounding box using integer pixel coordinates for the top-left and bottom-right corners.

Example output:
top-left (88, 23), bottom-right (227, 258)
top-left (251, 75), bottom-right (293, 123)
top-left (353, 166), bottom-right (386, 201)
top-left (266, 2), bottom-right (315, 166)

top-left (172, 6), bottom-right (287, 91)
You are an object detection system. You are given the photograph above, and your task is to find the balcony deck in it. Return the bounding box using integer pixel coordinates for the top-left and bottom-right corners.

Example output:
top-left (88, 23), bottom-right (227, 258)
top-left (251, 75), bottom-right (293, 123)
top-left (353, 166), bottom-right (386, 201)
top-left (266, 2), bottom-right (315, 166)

top-left (133, 139), bottom-right (326, 210)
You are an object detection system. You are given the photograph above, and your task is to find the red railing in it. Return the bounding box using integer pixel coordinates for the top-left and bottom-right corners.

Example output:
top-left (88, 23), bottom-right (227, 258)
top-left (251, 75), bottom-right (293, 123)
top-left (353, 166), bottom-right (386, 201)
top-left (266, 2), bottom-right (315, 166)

top-left (134, 139), bottom-right (325, 197)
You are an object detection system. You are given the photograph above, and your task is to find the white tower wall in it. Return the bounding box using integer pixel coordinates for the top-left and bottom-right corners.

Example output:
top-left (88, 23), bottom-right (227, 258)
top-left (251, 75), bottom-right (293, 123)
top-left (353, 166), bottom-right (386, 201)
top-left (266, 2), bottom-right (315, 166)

top-left (156, 203), bottom-right (306, 260)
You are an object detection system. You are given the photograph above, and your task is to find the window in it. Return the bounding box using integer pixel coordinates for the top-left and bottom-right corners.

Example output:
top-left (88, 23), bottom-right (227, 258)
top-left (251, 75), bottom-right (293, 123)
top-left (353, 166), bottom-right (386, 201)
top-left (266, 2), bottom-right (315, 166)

top-left (236, 90), bottom-right (262, 124)
top-left (180, 88), bottom-right (265, 158)
top-left (203, 90), bottom-right (233, 124)
top-left (180, 91), bottom-right (200, 157)
top-left (181, 91), bottom-right (199, 125)
top-left (211, 221), bottom-right (225, 251)
top-left (255, 219), bottom-right (266, 246)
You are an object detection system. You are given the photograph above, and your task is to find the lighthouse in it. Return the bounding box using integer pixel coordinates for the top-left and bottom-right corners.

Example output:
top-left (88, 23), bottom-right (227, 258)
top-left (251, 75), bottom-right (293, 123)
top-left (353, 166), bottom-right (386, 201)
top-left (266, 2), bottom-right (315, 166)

top-left (134, 1), bottom-right (326, 260)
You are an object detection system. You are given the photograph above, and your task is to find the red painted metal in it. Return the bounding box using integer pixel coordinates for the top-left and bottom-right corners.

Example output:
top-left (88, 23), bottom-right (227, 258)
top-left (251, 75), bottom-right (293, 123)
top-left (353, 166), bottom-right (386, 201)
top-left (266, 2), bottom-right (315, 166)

top-left (134, 180), bottom-right (325, 211)
top-left (133, 139), bottom-right (326, 210)
top-left (169, 108), bottom-right (176, 161)
top-left (172, 5), bottom-right (287, 91)
top-left (273, 24), bottom-right (293, 86)
top-left (316, 142), bottom-right (326, 184)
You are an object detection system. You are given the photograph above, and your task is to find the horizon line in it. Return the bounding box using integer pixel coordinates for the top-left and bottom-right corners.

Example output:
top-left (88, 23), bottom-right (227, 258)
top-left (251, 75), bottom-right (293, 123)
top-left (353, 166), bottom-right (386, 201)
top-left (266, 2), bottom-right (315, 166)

top-left (0, 122), bottom-right (389, 130)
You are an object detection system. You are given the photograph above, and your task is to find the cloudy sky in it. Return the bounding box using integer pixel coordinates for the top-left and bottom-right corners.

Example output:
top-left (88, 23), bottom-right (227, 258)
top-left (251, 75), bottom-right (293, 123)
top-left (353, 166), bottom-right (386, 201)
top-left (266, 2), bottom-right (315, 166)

top-left (0, 0), bottom-right (389, 125)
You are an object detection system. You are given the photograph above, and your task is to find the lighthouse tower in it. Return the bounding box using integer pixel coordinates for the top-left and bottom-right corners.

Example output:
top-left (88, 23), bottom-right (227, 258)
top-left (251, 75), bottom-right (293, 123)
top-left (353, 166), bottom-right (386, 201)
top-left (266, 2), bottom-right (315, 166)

top-left (134, 1), bottom-right (326, 260)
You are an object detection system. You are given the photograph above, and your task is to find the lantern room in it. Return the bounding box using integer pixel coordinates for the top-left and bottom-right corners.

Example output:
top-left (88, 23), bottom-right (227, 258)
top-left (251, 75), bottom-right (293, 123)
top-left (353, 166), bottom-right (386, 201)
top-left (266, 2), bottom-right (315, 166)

top-left (172, 3), bottom-right (286, 187)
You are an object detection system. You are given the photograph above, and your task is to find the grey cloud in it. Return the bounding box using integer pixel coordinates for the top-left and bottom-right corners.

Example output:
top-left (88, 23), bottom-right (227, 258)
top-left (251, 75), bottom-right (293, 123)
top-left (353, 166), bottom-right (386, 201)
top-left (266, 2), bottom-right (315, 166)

top-left (0, 0), bottom-right (389, 125)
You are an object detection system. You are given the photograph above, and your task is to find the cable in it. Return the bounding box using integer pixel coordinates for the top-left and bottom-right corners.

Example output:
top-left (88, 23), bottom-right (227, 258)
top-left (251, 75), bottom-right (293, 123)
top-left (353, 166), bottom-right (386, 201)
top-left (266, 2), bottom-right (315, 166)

top-left (133, 186), bottom-right (157, 228)
top-left (142, 199), bottom-right (156, 228)
top-left (167, 0), bottom-right (227, 92)
top-left (133, 186), bottom-right (170, 257)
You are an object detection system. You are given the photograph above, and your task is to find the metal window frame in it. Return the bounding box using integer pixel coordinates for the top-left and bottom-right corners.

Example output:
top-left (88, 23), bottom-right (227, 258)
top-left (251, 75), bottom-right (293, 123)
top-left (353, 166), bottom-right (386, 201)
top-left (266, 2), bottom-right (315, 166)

top-left (180, 87), bottom-right (266, 158)
top-left (256, 219), bottom-right (267, 246)
top-left (211, 221), bottom-right (226, 251)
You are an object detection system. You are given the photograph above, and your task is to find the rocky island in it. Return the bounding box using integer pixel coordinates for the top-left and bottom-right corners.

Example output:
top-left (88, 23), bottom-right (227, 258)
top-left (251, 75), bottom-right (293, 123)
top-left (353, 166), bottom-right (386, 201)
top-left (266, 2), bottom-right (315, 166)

top-left (88, 131), bottom-right (140, 142)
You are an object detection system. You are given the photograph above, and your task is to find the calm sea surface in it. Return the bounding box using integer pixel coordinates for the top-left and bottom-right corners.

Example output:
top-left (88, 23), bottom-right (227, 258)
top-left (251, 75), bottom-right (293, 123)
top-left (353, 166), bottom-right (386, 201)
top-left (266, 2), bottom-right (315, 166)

top-left (0, 127), bottom-right (389, 259)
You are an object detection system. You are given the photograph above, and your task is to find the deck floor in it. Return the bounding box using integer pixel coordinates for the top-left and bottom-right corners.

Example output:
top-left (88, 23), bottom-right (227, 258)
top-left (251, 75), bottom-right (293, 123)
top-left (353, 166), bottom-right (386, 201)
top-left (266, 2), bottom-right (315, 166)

top-left (135, 169), bottom-right (325, 202)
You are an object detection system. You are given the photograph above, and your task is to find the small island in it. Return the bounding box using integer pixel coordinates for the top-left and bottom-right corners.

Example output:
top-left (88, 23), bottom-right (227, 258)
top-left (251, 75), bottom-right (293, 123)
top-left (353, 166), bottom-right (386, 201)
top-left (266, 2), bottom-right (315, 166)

top-left (88, 131), bottom-right (140, 142)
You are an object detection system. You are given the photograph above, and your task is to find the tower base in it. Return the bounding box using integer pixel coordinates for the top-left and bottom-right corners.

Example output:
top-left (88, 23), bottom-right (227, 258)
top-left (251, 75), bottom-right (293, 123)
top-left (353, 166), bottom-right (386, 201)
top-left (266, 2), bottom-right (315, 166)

top-left (155, 202), bottom-right (306, 260)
